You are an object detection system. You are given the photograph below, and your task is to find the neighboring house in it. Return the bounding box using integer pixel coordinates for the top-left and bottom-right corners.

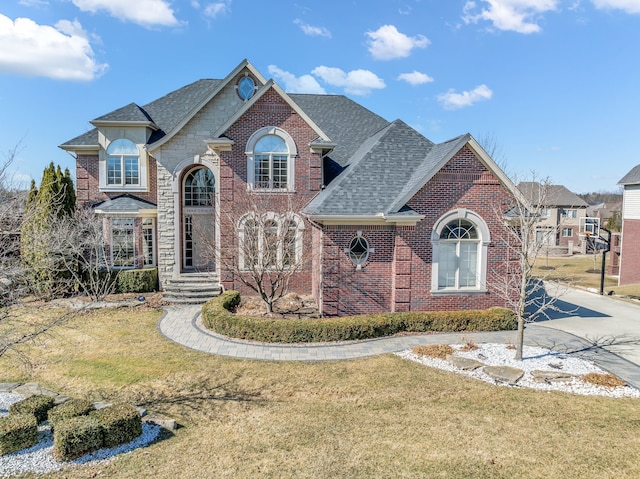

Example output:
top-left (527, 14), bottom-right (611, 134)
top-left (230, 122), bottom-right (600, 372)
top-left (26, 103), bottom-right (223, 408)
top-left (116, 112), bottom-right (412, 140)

top-left (60, 59), bottom-right (521, 316)
top-left (618, 165), bottom-right (640, 285)
top-left (516, 182), bottom-right (590, 249)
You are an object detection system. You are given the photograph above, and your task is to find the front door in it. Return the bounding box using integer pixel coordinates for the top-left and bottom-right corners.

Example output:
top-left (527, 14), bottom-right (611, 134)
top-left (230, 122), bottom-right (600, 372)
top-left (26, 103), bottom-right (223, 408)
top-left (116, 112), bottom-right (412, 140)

top-left (182, 167), bottom-right (215, 272)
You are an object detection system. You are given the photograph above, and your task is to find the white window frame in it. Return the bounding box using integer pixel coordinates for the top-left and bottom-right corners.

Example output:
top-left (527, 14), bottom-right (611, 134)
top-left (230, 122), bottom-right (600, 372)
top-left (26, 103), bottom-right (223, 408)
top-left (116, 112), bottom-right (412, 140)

top-left (99, 138), bottom-right (148, 192)
top-left (431, 209), bottom-right (490, 294)
top-left (245, 127), bottom-right (297, 192)
top-left (561, 227), bottom-right (573, 238)
top-left (111, 218), bottom-right (136, 269)
top-left (561, 209), bottom-right (578, 219)
top-left (238, 212), bottom-right (304, 271)
top-left (142, 218), bottom-right (156, 267)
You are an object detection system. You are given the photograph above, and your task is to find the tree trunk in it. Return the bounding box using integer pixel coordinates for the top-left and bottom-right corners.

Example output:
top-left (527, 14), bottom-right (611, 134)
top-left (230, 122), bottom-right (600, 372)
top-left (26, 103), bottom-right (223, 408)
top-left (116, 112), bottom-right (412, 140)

top-left (515, 315), bottom-right (525, 360)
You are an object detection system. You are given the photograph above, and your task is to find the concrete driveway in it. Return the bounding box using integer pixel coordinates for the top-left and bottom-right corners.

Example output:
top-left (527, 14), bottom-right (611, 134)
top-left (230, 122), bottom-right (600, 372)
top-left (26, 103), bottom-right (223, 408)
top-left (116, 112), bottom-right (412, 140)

top-left (528, 285), bottom-right (640, 367)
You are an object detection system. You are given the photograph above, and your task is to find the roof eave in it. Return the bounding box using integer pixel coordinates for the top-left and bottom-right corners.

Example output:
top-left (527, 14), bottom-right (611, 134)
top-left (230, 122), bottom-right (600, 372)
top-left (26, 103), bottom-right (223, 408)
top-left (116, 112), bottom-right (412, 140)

top-left (58, 144), bottom-right (99, 153)
top-left (305, 213), bottom-right (424, 226)
top-left (90, 120), bottom-right (158, 130)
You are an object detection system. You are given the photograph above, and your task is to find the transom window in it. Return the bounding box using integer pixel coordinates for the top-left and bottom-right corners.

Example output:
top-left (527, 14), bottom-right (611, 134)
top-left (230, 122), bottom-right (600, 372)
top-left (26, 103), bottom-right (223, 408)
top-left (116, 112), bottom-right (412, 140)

top-left (184, 168), bottom-right (215, 206)
top-left (107, 139), bottom-right (139, 186)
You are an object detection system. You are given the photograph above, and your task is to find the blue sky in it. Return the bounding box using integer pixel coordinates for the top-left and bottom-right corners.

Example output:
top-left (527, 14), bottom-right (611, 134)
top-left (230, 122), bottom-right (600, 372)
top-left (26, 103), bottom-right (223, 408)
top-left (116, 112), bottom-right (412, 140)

top-left (1, 0), bottom-right (639, 194)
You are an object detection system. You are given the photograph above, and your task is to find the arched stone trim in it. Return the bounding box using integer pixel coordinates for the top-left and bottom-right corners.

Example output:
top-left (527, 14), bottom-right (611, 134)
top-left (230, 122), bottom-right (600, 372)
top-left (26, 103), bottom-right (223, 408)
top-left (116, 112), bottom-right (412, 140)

top-left (431, 208), bottom-right (490, 294)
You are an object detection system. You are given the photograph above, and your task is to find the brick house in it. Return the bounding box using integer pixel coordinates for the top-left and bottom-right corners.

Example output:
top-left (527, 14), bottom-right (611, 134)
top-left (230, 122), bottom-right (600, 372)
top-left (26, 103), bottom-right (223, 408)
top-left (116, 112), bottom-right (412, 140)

top-left (618, 165), bottom-right (640, 285)
top-left (60, 59), bottom-right (520, 315)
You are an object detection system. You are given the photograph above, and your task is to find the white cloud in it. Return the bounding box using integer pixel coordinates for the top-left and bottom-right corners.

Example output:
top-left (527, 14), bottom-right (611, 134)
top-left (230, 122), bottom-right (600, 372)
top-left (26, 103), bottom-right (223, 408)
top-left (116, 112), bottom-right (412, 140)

top-left (592, 0), bottom-right (640, 13)
top-left (202, 1), bottom-right (232, 18)
top-left (18, 0), bottom-right (49, 6)
top-left (397, 71), bottom-right (434, 85)
top-left (311, 66), bottom-right (386, 95)
top-left (0, 14), bottom-right (108, 81)
top-left (71, 0), bottom-right (179, 27)
top-left (268, 65), bottom-right (326, 94)
top-left (294, 19), bottom-right (331, 38)
top-left (462, 0), bottom-right (559, 34)
top-left (366, 25), bottom-right (429, 60)
top-left (437, 84), bottom-right (493, 110)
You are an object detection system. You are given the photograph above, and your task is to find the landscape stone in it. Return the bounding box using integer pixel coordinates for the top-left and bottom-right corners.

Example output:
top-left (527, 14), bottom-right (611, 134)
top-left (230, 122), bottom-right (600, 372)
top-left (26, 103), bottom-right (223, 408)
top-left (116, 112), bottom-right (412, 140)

top-left (446, 355), bottom-right (485, 371)
top-left (531, 370), bottom-right (575, 383)
top-left (143, 413), bottom-right (178, 430)
top-left (0, 383), bottom-right (21, 393)
top-left (12, 382), bottom-right (59, 398)
top-left (483, 366), bottom-right (524, 385)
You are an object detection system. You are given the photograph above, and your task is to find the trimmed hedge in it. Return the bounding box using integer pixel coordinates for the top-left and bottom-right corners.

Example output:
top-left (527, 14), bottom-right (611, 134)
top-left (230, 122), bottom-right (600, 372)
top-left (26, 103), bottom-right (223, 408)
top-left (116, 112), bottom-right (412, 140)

top-left (90, 404), bottom-right (142, 448)
top-left (202, 290), bottom-right (517, 343)
top-left (0, 413), bottom-right (38, 456)
top-left (116, 268), bottom-right (158, 293)
top-left (9, 395), bottom-right (56, 424)
top-left (53, 416), bottom-right (103, 461)
top-left (48, 399), bottom-right (95, 431)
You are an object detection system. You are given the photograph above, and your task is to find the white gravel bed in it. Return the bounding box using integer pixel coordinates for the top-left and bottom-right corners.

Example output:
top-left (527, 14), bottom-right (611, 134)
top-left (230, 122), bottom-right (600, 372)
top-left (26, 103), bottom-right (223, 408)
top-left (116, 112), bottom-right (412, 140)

top-left (397, 343), bottom-right (640, 398)
top-left (0, 394), bottom-right (162, 478)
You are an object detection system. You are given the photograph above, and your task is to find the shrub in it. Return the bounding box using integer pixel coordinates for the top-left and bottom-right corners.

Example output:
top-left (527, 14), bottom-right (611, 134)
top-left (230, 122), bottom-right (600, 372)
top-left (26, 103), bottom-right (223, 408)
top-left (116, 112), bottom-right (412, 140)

top-left (48, 399), bottom-right (95, 431)
top-left (116, 268), bottom-right (158, 293)
top-left (581, 372), bottom-right (626, 388)
top-left (53, 416), bottom-right (103, 461)
top-left (202, 291), bottom-right (516, 343)
top-left (9, 395), bottom-right (55, 424)
top-left (90, 404), bottom-right (142, 448)
top-left (412, 344), bottom-right (454, 359)
top-left (0, 414), bottom-right (38, 456)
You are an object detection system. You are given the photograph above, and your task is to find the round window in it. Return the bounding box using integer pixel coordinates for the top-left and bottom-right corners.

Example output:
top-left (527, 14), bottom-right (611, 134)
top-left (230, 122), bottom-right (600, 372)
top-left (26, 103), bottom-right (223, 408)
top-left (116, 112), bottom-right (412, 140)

top-left (348, 235), bottom-right (369, 266)
top-left (237, 76), bottom-right (255, 100)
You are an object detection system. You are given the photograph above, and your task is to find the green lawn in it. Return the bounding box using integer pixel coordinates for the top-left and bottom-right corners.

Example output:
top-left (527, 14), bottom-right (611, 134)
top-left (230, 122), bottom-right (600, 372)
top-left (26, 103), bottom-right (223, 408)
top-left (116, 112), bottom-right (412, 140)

top-left (1, 305), bottom-right (639, 478)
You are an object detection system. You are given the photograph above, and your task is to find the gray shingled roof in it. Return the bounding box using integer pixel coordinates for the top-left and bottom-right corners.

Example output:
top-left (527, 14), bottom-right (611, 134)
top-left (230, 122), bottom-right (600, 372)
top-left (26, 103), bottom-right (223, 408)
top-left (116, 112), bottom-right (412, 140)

top-left (517, 182), bottom-right (588, 207)
top-left (61, 79), bottom-right (222, 148)
top-left (303, 120), bottom-right (437, 216)
top-left (289, 94), bottom-right (390, 167)
top-left (619, 164), bottom-right (640, 185)
top-left (93, 195), bottom-right (157, 213)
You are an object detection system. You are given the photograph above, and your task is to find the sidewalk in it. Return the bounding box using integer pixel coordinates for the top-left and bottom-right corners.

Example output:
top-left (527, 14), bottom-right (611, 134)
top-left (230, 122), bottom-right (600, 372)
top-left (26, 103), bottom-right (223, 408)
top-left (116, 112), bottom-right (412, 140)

top-left (158, 304), bottom-right (640, 390)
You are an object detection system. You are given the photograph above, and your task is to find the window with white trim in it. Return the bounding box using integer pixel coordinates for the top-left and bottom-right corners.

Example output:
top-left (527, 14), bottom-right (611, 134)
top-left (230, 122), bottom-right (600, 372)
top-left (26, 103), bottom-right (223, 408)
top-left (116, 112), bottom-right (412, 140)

top-left (107, 139), bottom-right (139, 186)
top-left (238, 213), bottom-right (304, 270)
top-left (246, 127), bottom-right (297, 191)
top-left (431, 210), bottom-right (490, 293)
top-left (142, 218), bottom-right (156, 266)
top-left (111, 218), bottom-right (135, 268)
top-left (561, 209), bottom-right (577, 218)
top-left (561, 227), bottom-right (573, 238)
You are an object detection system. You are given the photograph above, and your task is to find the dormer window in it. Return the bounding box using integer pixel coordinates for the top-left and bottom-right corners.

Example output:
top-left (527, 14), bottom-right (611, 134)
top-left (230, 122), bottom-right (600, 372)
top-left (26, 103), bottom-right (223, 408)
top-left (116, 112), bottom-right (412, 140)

top-left (107, 139), bottom-right (139, 186)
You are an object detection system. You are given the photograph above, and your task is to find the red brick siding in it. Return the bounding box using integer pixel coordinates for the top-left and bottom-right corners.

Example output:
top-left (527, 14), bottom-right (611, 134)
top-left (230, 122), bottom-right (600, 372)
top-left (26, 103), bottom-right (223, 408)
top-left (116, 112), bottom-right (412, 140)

top-left (75, 154), bottom-right (158, 206)
top-left (620, 219), bottom-right (640, 285)
top-left (217, 88), bottom-right (322, 296)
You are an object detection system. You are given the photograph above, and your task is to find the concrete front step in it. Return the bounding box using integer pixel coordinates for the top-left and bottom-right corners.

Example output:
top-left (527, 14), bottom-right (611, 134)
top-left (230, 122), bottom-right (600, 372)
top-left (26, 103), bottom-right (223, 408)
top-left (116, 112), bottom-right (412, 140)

top-left (163, 274), bottom-right (222, 304)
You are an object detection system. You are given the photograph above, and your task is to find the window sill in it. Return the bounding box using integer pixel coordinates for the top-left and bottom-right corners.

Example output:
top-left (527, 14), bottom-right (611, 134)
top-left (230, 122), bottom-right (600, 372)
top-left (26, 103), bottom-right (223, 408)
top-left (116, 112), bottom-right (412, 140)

top-left (100, 186), bottom-right (147, 193)
top-left (248, 187), bottom-right (295, 194)
top-left (431, 288), bottom-right (488, 296)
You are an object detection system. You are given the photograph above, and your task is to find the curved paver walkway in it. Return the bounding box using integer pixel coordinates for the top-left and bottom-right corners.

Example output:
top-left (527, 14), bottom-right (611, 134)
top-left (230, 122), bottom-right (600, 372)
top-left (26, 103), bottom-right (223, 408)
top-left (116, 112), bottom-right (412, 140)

top-left (158, 304), bottom-right (640, 390)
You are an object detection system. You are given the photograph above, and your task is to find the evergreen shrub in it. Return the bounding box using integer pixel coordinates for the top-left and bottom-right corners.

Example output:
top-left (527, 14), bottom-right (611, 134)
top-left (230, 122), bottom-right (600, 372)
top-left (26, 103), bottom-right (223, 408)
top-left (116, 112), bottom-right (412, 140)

top-left (90, 404), bottom-right (142, 447)
top-left (9, 395), bottom-right (55, 424)
top-left (0, 414), bottom-right (38, 456)
top-left (48, 399), bottom-right (95, 431)
top-left (202, 291), bottom-right (517, 343)
top-left (53, 416), bottom-right (103, 461)
top-left (116, 268), bottom-right (158, 293)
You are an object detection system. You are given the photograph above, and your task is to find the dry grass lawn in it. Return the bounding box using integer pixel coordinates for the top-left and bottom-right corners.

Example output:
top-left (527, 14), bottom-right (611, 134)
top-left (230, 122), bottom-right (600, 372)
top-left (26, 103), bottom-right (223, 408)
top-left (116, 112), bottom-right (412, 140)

top-left (1, 304), bottom-right (640, 478)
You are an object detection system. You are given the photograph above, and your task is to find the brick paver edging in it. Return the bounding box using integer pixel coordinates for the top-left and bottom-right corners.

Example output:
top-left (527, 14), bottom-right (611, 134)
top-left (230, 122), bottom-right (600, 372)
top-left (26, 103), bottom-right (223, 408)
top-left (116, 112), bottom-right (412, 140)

top-left (158, 305), bottom-right (640, 390)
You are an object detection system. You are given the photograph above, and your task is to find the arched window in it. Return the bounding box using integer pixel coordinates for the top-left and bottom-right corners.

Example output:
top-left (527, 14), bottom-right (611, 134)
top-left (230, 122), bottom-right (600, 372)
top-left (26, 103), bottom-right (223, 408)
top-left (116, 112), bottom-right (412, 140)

top-left (246, 127), bottom-right (297, 191)
top-left (238, 213), bottom-right (304, 270)
top-left (107, 139), bottom-right (139, 186)
top-left (431, 210), bottom-right (490, 293)
top-left (183, 167), bottom-right (215, 206)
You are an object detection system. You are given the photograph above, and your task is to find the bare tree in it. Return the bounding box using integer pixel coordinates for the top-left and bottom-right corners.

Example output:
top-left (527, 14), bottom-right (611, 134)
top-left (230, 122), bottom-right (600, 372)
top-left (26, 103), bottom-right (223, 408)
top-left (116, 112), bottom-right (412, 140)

top-left (488, 175), bottom-right (567, 360)
top-left (47, 207), bottom-right (123, 301)
top-left (204, 192), bottom-right (309, 314)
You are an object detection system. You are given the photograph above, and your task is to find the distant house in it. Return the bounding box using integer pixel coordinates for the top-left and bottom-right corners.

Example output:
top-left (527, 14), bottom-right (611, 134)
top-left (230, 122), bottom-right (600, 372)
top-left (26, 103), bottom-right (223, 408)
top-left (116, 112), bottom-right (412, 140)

top-left (60, 59), bottom-right (521, 315)
top-left (517, 182), bottom-right (589, 250)
top-left (618, 165), bottom-right (640, 285)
